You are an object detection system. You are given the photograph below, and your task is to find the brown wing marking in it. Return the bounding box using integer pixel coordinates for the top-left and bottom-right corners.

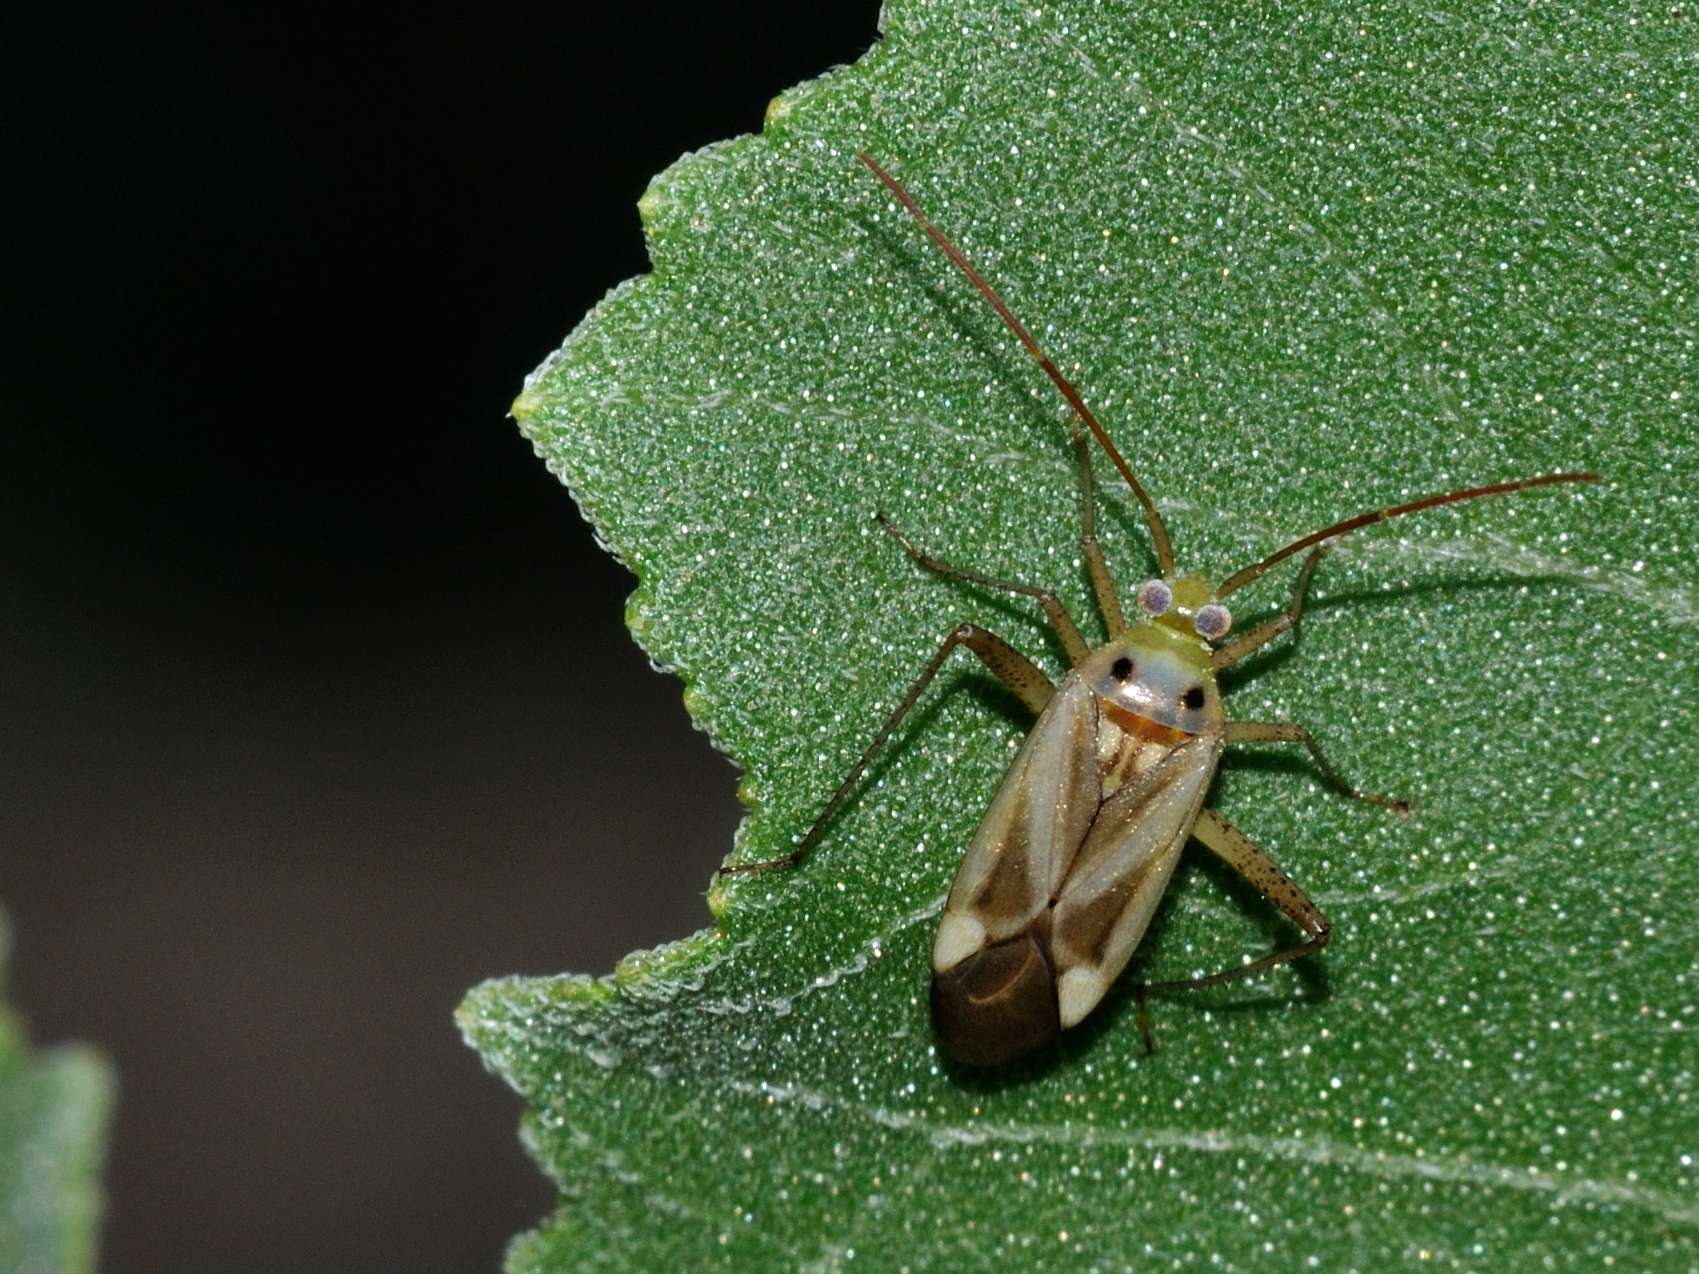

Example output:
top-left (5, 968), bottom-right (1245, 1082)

top-left (931, 674), bottom-right (1101, 975)
top-left (1048, 736), bottom-right (1221, 1027)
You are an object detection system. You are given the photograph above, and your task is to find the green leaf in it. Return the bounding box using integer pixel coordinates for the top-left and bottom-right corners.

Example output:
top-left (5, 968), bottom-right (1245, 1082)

top-left (0, 911), bottom-right (112, 1274)
top-left (461, 2), bottom-right (1697, 1267)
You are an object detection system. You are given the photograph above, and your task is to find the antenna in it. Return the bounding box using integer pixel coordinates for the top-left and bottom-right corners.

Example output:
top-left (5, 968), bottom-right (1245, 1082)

top-left (859, 152), bottom-right (1176, 578)
top-left (1215, 472), bottom-right (1603, 598)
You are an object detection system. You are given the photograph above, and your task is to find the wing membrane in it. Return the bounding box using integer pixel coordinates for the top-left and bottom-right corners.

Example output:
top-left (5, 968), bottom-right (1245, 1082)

top-left (1049, 736), bottom-right (1220, 1025)
top-left (932, 676), bottom-right (1100, 970)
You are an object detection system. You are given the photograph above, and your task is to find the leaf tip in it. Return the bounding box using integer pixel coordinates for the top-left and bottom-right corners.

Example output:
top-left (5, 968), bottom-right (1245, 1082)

top-left (636, 185), bottom-right (663, 234)
top-left (610, 928), bottom-right (722, 989)
top-left (457, 973), bottom-right (608, 1050)
top-left (510, 385), bottom-right (546, 424)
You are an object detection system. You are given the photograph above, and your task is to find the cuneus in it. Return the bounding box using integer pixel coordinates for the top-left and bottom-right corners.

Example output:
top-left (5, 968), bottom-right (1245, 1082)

top-left (722, 152), bottom-right (1600, 1069)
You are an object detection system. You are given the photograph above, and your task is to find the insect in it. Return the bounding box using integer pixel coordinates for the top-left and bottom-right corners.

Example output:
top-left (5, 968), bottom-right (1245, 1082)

top-left (722, 152), bottom-right (1600, 1068)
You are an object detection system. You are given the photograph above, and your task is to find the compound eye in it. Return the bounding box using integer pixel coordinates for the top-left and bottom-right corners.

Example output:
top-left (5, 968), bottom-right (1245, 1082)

top-left (1136, 579), bottom-right (1173, 617)
top-left (1194, 602), bottom-right (1232, 640)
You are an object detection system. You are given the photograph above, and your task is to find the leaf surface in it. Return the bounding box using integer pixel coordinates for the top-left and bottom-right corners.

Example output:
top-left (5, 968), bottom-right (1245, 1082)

top-left (461, 3), bottom-right (1698, 1267)
top-left (0, 912), bottom-right (112, 1274)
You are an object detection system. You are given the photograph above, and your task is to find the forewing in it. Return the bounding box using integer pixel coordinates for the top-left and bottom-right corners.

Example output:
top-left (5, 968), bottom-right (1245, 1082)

top-left (1049, 737), bottom-right (1220, 1026)
top-left (931, 674), bottom-right (1099, 972)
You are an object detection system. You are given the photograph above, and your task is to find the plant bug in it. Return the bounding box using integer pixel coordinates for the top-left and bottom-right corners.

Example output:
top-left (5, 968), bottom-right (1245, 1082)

top-left (722, 153), bottom-right (1601, 1068)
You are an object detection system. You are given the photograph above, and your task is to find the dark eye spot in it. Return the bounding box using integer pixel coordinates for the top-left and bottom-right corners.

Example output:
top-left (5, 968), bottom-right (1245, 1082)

top-left (1181, 686), bottom-right (1205, 710)
top-left (1111, 656), bottom-right (1133, 682)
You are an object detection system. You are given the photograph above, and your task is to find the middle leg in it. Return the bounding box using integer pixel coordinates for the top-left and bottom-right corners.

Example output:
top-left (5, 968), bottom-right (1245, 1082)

top-left (1225, 720), bottom-right (1410, 813)
top-left (719, 622), bottom-right (1053, 877)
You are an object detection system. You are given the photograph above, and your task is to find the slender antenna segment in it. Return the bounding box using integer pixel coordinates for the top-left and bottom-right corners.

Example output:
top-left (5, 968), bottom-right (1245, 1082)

top-left (859, 151), bottom-right (1176, 578)
top-left (1215, 471), bottom-right (1602, 599)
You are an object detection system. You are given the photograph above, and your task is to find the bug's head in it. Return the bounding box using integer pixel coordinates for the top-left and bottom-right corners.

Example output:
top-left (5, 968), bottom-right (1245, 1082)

top-left (1091, 621), bottom-right (1223, 736)
top-left (1134, 572), bottom-right (1231, 645)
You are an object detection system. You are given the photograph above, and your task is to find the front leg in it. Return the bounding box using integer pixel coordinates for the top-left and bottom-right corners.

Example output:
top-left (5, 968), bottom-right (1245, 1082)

top-left (878, 514), bottom-right (1091, 667)
top-left (1210, 544), bottom-right (1329, 671)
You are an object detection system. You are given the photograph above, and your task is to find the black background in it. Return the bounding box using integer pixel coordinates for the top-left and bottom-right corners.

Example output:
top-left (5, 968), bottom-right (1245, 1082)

top-left (4, 5), bottom-right (882, 1271)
